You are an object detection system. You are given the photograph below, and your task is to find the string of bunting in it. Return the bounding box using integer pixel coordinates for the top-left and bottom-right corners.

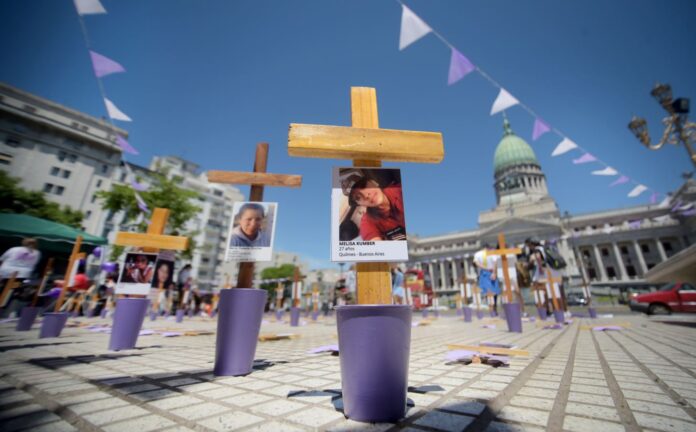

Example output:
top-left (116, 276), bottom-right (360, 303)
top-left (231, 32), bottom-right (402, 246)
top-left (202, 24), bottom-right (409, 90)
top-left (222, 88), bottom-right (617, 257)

top-left (396, 0), bottom-right (695, 221)
top-left (73, 0), bottom-right (150, 215)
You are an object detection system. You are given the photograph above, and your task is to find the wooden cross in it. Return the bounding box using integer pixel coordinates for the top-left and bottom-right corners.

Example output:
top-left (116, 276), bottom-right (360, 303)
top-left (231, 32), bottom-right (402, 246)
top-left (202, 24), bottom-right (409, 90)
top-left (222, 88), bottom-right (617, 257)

top-left (473, 284), bottom-right (482, 312)
top-left (31, 258), bottom-right (54, 307)
top-left (544, 269), bottom-right (563, 312)
top-left (486, 234), bottom-right (522, 303)
top-left (275, 282), bottom-right (284, 311)
top-left (312, 284), bottom-right (320, 313)
top-left (208, 143), bottom-right (302, 289)
top-left (288, 86), bottom-right (444, 304)
top-left (291, 267), bottom-right (302, 308)
top-left (55, 236), bottom-right (82, 312)
top-left (0, 272), bottom-right (20, 309)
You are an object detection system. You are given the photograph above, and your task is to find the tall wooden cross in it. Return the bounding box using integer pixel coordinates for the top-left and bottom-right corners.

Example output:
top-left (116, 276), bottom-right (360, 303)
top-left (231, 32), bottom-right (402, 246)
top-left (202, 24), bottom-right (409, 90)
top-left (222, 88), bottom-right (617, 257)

top-left (31, 258), bottom-right (54, 307)
top-left (275, 282), bottom-right (284, 311)
top-left (291, 267), bottom-right (302, 308)
top-left (208, 143), bottom-right (302, 289)
top-left (486, 234), bottom-right (522, 304)
top-left (55, 236), bottom-right (83, 312)
top-left (288, 86), bottom-right (444, 304)
top-left (544, 269), bottom-right (563, 312)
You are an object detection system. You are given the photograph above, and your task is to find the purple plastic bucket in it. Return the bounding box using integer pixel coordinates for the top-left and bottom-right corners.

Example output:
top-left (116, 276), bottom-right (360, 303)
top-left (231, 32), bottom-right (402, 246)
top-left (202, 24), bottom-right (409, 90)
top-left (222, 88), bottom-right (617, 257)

top-left (214, 288), bottom-right (267, 376)
top-left (476, 310), bottom-right (485, 320)
top-left (588, 307), bottom-right (597, 319)
top-left (421, 310), bottom-right (429, 319)
top-left (537, 307), bottom-right (548, 320)
top-left (312, 311), bottom-right (319, 321)
top-left (304, 309), bottom-right (310, 318)
top-left (86, 308), bottom-right (95, 318)
top-left (337, 305), bottom-right (411, 423)
top-left (434, 310), bottom-right (440, 318)
top-left (463, 307), bottom-right (473, 322)
top-left (100, 309), bottom-right (108, 319)
top-left (290, 307), bottom-right (300, 327)
top-left (456, 308), bottom-right (463, 316)
top-left (188, 309), bottom-right (194, 318)
top-left (108, 298), bottom-right (149, 351)
top-left (39, 312), bottom-right (69, 338)
top-left (553, 310), bottom-right (565, 324)
top-left (176, 309), bottom-right (185, 323)
top-left (275, 310), bottom-right (283, 321)
top-left (503, 303), bottom-right (523, 333)
top-left (489, 309), bottom-right (498, 318)
top-left (150, 311), bottom-right (157, 321)
top-left (16, 307), bottom-right (41, 331)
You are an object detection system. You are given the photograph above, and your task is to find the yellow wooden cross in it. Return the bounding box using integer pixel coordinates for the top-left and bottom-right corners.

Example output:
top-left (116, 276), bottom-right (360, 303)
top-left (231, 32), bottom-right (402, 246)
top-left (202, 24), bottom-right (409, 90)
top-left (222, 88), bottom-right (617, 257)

top-left (544, 269), bottom-right (563, 312)
top-left (312, 284), bottom-right (320, 313)
top-left (55, 236), bottom-right (83, 312)
top-left (486, 233), bottom-right (522, 304)
top-left (292, 266), bottom-right (301, 308)
top-left (208, 143), bottom-right (302, 289)
top-left (288, 86), bottom-right (444, 304)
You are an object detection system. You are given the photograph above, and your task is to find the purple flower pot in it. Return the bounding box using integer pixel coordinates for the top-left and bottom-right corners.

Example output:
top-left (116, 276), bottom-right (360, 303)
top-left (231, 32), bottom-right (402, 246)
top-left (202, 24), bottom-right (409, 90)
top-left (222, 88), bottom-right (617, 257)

top-left (588, 307), bottom-right (597, 319)
top-left (503, 303), bottom-right (523, 333)
top-left (275, 310), bottom-right (283, 321)
top-left (553, 310), bottom-right (565, 324)
top-left (337, 305), bottom-right (411, 423)
top-left (312, 311), bottom-right (319, 321)
top-left (537, 307), bottom-right (548, 320)
top-left (149, 311), bottom-right (157, 321)
top-left (39, 312), bottom-right (69, 338)
top-left (16, 307), bottom-right (41, 331)
top-left (421, 309), bottom-right (429, 319)
top-left (476, 310), bottom-right (485, 320)
top-left (176, 309), bottom-right (185, 323)
top-left (290, 307), bottom-right (300, 327)
top-left (463, 307), bottom-right (473, 322)
top-left (108, 298), bottom-right (149, 351)
top-left (489, 309), bottom-right (498, 318)
top-left (214, 288), bottom-right (267, 376)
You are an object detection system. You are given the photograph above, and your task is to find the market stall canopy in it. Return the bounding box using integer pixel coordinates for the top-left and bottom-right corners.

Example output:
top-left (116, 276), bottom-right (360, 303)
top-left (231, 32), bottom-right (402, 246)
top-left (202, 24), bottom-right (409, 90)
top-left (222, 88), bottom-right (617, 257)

top-left (0, 213), bottom-right (107, 253)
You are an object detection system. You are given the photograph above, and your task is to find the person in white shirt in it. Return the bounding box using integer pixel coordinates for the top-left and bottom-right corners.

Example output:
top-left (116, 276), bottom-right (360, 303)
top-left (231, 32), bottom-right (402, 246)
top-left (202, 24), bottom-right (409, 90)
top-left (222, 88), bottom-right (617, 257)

top-left (0, 238), bottom-right (41, 280)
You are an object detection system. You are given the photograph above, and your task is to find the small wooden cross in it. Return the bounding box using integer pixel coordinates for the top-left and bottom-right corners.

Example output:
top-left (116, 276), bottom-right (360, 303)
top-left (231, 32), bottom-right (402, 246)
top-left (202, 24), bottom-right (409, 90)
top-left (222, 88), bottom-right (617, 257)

top-left (0, 272), bottom-right (20, 309)
top-left (55, 236), bottom-right (83, 312)
top-left (312, 284), bottom-right (320, 313)
top-left (486, 234), bottom-right (522, 304)
top-left (291, 267), bottom-right (301, 308)
top-left (544, 269), bottom-right (563, 312)
top-left (208, 143), bottom-right (302, 289)
top-left (288, 87), bottom-right (444, 304)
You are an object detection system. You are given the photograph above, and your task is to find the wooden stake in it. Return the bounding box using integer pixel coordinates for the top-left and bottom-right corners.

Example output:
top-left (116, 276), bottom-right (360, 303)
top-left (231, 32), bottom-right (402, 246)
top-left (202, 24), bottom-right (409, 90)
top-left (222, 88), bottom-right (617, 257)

top-left (545, 269), bottom-right (562, 312)
top-left (55, 236), bottom-right (82, 312)
top-left (486, 233), bottom-right (522, 304)
top-left (0, 272), bottom-right (20, 308)
top-left (31, 258), bottom-right (54, 307)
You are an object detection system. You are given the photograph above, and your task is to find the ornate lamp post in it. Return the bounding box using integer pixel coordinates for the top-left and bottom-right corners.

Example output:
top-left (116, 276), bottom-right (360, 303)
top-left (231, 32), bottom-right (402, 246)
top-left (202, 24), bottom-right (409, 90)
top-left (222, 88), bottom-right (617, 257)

top-left (628, 83), bottom-right (696, 169)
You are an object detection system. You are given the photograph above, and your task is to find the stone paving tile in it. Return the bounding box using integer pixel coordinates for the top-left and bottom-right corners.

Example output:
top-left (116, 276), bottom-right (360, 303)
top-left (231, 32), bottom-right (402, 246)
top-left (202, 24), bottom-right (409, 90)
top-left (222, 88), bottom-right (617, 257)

top-left (562, 415), bottom-right (625, 432)
top-left (414, 410), bottom-right (476, 431)
top-left (497, 406), bottom-right (549, 427)
top-left (197, 411), bottom-right (264, 431)
top-left (633, 412), bottom-right (696, 432)
top-left (102, 414), bottom-right (177, 432)
top-left (285, 406), bottom-right (345, 428)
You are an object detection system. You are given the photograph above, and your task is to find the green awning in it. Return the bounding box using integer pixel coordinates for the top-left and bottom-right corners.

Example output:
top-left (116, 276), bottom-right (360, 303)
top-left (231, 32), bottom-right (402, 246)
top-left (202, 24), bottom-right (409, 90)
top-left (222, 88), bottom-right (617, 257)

top-left (0, 213), bottom-right (107, 248)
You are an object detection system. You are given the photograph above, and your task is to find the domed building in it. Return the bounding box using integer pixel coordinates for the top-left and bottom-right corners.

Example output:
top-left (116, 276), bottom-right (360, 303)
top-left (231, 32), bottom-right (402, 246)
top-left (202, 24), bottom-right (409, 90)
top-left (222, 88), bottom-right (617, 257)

top-left (407, 118), bottom-right (695, 298)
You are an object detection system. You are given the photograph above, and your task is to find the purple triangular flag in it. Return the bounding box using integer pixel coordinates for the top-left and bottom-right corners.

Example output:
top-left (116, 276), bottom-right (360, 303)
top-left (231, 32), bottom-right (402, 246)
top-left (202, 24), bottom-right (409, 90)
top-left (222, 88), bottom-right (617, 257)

top-left (90, 50), bottom-right (125, 78)
top-left (448, 48), bottom-right (475, 85)
top-left (670, 200), bottom-right (683, 213)
top-left (650, 192), bottom-right (659, 204)
top-left (135, 193), bottom-right (149, 213)
top-left (610, 175), bottom-right (629, 187)
top-left (572, 153), bottom-right (597, 164)
top-left (130, 179), bottom-right (148, 192)
top-left (116, 135), bottom-right (138, 155)
top-left (532, 118), bottom-right (550, 141)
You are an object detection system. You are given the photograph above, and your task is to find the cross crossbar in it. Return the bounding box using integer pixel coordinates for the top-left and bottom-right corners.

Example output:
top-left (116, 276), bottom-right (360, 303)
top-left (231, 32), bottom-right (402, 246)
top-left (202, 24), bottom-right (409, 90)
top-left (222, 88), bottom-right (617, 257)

top-left (207, 171), bottom-right (302, 188)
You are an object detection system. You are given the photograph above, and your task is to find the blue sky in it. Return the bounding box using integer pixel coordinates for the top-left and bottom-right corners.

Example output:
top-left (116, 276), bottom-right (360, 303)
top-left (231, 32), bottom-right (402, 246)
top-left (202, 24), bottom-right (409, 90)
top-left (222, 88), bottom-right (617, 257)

top-left (2, 0), bottom-right (695, 269)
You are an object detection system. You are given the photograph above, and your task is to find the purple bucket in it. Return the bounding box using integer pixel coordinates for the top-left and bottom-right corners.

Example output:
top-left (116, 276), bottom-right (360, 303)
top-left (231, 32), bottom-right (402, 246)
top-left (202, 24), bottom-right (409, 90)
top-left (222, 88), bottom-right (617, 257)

top-left (290, 307), bottom-right (300, 327)
top-left (588, 307), bottom-right (597, 319)
top-left (86, 308), bottom-right (95, 318)
top-left (456, 308), bottom-right (463, 316)
top-left (553, 310), bottom-right (565, 324)
top-left (537, 307), bottom-right (548, 320)
top-left (503, 303), bottom-right (523, 333)
top-left (275, 310), bottom-right (283, 321)
top-left (463, 307), bottom-right (473, 322)
top-left (176, 309), bottom-right (185, 323)
top-left (71, 310), bottom-right (79, 318)
top-left (476, 310), bottom-right (484, 320)
top-left (421, 309), bottom-right (429, 319)
top-left (214, 288), bottom-right (267, 376)
top-left (489, 309), bottom-right (498, 318)
top-left (108, 298), bottom-right (149, 351)
top-left (100, 308), bottom-right (108, 319)
top-left (312, 310), bottom-right (319, 321)
top-left (337, 305), bottom-right (411, 423)
top-left (434, 309), bottom-right (440, 318)
top-left (16, 307), bottom-right (41, 331)
top-left (39, 312), bottom-right (69, 338)
top-left (149, 311), bottom-right (157, 321)
top-left (304, 309), bottom-right (310, 318)
top-left (188, 309), bottom-right (194, 318)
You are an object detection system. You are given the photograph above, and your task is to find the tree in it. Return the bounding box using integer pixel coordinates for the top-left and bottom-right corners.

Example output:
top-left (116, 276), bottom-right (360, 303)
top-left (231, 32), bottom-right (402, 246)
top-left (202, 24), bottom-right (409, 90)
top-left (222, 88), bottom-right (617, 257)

top-left (259, 264), bottom-right (300, 299)
top-left (0, 171), bottom-right (84, 228)
top-left (96, 171), bottom-right (202, 259)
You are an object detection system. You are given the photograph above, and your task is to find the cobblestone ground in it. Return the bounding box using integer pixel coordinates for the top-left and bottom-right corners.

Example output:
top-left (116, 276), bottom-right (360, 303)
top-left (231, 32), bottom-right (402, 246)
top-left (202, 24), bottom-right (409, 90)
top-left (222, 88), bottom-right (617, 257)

top-left (1, 310), bottom-right (695, 431)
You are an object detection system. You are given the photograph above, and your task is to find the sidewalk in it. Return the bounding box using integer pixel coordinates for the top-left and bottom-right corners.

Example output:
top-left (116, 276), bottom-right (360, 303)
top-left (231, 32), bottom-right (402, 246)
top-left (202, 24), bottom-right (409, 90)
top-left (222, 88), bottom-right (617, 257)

top-left (1, 311), bottom-right (695, 431)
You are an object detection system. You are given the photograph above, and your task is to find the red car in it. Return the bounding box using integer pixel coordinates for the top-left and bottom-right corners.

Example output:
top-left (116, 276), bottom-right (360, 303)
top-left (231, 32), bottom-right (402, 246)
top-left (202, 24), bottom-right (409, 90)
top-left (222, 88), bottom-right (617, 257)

top-left (629, 282), bottom-right (696, 315)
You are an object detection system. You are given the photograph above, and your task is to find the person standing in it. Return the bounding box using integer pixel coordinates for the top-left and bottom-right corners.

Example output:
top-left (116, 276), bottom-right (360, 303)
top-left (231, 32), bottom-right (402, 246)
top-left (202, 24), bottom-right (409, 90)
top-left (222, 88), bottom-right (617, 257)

top-left (177, 264), bottom-right (192, 307)
top-left (0, 238), bottom-right (41, 282)
top-left (473, 244), bottom-right (500, 314)
top-left (391, 266), bottom-right (405, 304)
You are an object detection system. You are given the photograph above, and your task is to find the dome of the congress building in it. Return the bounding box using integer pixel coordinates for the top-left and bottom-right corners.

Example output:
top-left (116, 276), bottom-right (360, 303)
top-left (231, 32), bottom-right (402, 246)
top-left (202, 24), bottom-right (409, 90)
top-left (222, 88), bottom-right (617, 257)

top-left (493, 118), bottom-right (539, 175)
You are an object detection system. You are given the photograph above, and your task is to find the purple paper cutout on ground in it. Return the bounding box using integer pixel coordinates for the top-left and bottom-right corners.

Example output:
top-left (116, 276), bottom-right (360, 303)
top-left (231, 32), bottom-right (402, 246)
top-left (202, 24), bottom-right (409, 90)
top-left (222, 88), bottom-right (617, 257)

top-left (532, 118), bottom-right (551, 140)
top-left (139, 329), bottom-right (155, 336)
top-left (116, 135), bottom-right (139, 155)
top-left (482, 324), bottom-right (497, 329)
top-left (160, 331), bottom-right (183, 337)
top-left (445, 350), bottom-right (479, 362)
top-left (308, 344), bottom-right (339, 354)
top-left (543, 324), bottom-right (563, 330)
top-left (412, 320), bottom-right (421, 327)
top-left (610, 175), bottom-right (629, 187)
top-left (448, 48), bottom-right (475, 85)
top-left (480, 341), bottom-right (516, 349)
top-left (681, 209), bottom-right (696, 216)
top-left (89, 50), bottom-right (125, 78)
top-left (0, 318), bottom-right (18, 324)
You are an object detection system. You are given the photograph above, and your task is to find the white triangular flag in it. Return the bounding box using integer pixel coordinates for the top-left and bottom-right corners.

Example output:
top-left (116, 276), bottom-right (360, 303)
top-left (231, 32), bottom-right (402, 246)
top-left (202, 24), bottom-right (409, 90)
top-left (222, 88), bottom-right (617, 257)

top-left (657, 196), bottom-right (671, 208)
top-left (399, 5), bottom-right (432, 50)
top-left (74, 0), bottom-right (107, 15)
top-left (628, 184), bottom-right (647, 198)
top-left (591, 166), bottom-right (618, 176)
top-left (490, 88), bottom-right (519, 115)
top-left (104, 98), bottom-right (132, 122)
top-left (551, 138), bottom-right (578, 156)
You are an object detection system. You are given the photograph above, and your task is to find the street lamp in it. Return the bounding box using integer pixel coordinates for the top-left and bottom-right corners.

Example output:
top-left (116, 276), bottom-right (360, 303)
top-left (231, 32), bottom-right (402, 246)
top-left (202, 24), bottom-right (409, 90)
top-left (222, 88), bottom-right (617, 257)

top-left (628, 83), bottom-right (696, 168)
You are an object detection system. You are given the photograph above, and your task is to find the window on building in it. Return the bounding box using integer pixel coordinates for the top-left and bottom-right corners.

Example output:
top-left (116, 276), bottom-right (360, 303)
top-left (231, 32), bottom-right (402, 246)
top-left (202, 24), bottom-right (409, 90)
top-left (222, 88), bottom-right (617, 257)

top-left (58, 150), bottom-right (66, 161)
top-left (91, 194), bottom-right (97, 203)
top-left (6, 137), bottom-right (21, 147)
top-left (601, 248), bottom-right (609, 257)
top-left (50, 167), bottom-right (60, 176)
top-left (85, 210), bottom-right (92, 219)
top-left (68, 154), bottom-right (77, 163)
top-left (620, 246), bottom-right (629, 255)
top-left (0, 152), bottom-right (12, 165)
top-left (213, 190), bottom-right (223, 197)
top-left (662, 241), bottom-right (673, 252)
top-left (588, 268), bottom-right (597, 279)
top-left (647, 263), bottom-right (654, 270)
top-left (641, 244), bottom-right (650, 253)
top-left (582, 250), bottom-right (591, 258)
top-left (43, 183), bottom-right (54, 193)
top-left (102, 164), bottom-right (108, 174)
top-left (55, 186), bottom-right (64, 195)
top-left (606, 267), bottom-right (616, 278)
top-left (22, 104), bottom-right (37, 113)
top-left (120, 172), bottom-right (127, 182)
top-left (626, 266), bottom-right (637, 277)
top-left (96, 180), bottom-right (102, 188)
top-left (62, 170), bottom-right (71, 179)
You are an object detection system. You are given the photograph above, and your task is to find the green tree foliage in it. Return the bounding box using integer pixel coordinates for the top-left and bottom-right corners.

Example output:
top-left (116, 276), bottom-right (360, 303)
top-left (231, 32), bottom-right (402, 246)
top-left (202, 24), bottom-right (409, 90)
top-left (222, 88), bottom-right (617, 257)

top-left (0, 171), bottom-right (84, 228)
top-left (259, 264), bottom-right (300, 298)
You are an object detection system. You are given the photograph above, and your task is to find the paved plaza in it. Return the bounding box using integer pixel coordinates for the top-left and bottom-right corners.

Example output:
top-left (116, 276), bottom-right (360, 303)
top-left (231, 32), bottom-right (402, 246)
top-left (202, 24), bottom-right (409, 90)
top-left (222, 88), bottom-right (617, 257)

top-left (1, 310), bottom-right (696, 431)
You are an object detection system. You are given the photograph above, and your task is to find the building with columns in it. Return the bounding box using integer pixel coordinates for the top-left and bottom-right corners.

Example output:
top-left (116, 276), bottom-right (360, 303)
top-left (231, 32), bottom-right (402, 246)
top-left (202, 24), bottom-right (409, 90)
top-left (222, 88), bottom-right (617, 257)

top-left (407, 118), bottom-right (695, 295)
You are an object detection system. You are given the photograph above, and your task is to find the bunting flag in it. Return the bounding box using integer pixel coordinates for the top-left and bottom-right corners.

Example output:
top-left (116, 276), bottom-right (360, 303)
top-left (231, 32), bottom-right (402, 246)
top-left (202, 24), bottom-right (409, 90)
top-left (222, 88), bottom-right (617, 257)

top-left (135, 193), bottom-right (149, 213)
top-left (104, 98), bottom-right (132, 122)
top-left (131, 179), bottom-right (149, 192)
top-left (627, 184), bottom-right (647, 198)
top-left (448, 48), bottom-right (475, 85)
top-left (116, 135), bottom-right (138, 155)
top-left (532, 118), bottom-right (550, 141)
top-left (572, 153), bottom-right (597, 164)
top-left (628, 220), bottom-right (642, 229)
top-left (74, 0), bottom-right (107, 15)
top-left (658, 196), bottom-right (671, 208)
top-left (609, 175), bottom-right (629, 187)
top-left (591, 167), bottom-right (618, 176)
top-left (681, 209), bottom-right (696, 217)
top-left (649, 192), bottom-right (659, 204)
top-left (399, 5), bottom-right (432, 50)
top-left (89, 50), bottom-right (125, 78)
top-left (490, 88), bottom-right (519, 115)
top-left (551, 138), bottom-right (577, 157)
top-left (670, 200), bottom-right (683, 212)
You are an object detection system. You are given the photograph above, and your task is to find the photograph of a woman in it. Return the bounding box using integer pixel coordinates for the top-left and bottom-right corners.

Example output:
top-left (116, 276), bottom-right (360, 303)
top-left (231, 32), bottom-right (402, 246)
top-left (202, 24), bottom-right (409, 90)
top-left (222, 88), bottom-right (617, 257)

top-left (116, 253), bottom-right (157, 295)
top-left (151, 259), bottom-right (174, 288)
top-left (225, 202), bottom-right (277, 262)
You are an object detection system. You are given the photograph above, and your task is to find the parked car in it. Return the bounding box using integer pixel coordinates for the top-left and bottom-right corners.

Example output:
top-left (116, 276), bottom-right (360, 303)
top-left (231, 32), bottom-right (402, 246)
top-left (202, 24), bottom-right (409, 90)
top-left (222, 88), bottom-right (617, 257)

top-left (629, 282), bottom-right (696, 315)
top-left (566, 292), bottom-right (588, 306)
